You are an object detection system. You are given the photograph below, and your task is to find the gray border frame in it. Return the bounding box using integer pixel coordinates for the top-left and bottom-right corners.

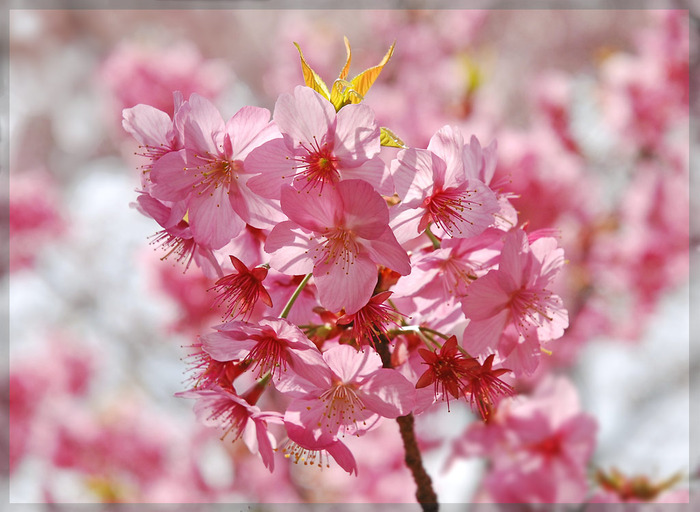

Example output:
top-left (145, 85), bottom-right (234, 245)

top-left (3, 1), bottom-right (695, 511)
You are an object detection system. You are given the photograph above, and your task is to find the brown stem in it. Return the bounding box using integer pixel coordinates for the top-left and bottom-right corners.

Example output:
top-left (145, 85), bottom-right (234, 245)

top-left (374, 334), bottom-right (439, 512)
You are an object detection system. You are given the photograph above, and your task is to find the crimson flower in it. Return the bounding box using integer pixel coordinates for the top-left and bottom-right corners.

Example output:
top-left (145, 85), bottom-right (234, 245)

top-left (415, 335), bottom-right (512, 420)
top-left (210, 255), bottom-right (273, 320)
top-left (336, 291), bottom-right (403, 347)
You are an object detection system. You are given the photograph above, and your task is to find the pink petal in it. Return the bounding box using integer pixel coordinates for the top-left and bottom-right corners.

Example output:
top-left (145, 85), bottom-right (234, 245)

top-left (188, 184), bottom-right (245, 249)
top-left (535, 294), bottom-right (569, 341)
top-left (498, 229), bottom-right (530, 289)
top-left (392, 148), bottom-right (441, 203)
top-left (427, 125), bottom-right (467, 188)
top-left (314, 253), bottom-right (377, 314)
top-left (461, 271), bottom-right (510, 319)
top-left (245, 138), bottom-right (297, 199)
top-left (341, 157), bottom-right (394, 196)
top-left (363, 226), bottom-right (411, 275)
top-left (436, 180), bottom-right (499, 239)
top-left (265, 222), bottom-right (318, 275)
top-left (253, 418), bottom-right (276, 471)
top-left (228, 174), bottom-right (285, 229)
top-left (150, 149), bottom-right (202, 201)
top-left (336, 179), bottom-right (389, 238)
top-left (279, 184), bottom-right (340, 232)
top-left (274, 86), bottom-right (335, 146)
top-left (324, 438), bottom-right (358, 476)
top-left (389, 206), bottom-right (426, 244)
top-left (135, 194), bottom-right (175, 227)
top-left (181, 93), bottom-right (225, 155)
top-left (358, 368), bottom-right (416, 417)
top-left (201, 330), bottom-right (257, 361)
top-left (322, 344), bottom-right (382, 383)
top-left (333, 102), bottom-right (380, 163)
top-left (225, 106), bottom-right (277, 160)
top-left (122, 104), bottom-right (172, 147)
top-left (461, 310), bottom-right (510, 355)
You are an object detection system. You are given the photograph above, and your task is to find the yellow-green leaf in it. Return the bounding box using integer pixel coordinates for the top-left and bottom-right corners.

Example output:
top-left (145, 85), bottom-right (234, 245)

top-left (380, 127), bottom-right (407, 148)
top-left (347, 40), bottom-right (396, 104)
top-left (294, 42), bottom-right (330, 100)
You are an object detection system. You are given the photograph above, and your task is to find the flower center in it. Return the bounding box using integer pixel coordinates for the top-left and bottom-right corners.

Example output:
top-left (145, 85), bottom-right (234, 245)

top-left (508, 288), bottom-right (554, 331)
top-left (148, 223), bottom-right (197, 271)
top-left (245, 333), bottom-right (290, 378)
top-left (309, 228), bottom-right (360, 274)
top-left (424, 187), bottom-right (481, 236)
top-left (293, 136), bottom-right (340, 192)
top-left (318, 381), bottom-right (366, 436)
top-left (187, 152), bottom-right (241, 198)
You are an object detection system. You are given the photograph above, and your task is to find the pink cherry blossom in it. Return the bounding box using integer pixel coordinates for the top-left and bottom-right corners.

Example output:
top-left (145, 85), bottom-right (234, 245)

top-left (265, 179), bottom-right (411, 314)
top-left (200, 317), bottom-right (324, 382)
top-left (275, 344), bottom-right (416, 439)
top-left (177, 386), bottom-right (282, 471)
top-left (135, 192), bottom-right (220, 276)
top-left (246, 85), bottom-right (391, 198)
top-left (280, 421), bottom-right (359, 476)
top-left (150, 94), bottom-right (283, 249)
top-left (210, 255), bottom-right (273, 320)
top-left (390, 126), bottom-right (500, 243)
top-left (122, 92), bottom-right (185, 190)
top-left (335, 291), bottom-right (403, 348)
top-left (461, 228), bottom-right (569, 374)
top-left (454, 376), bottom-right (597, 503)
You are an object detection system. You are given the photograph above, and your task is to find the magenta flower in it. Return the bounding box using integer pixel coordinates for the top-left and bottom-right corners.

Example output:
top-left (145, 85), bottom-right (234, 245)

top-left (274, 344), bottom-right (415, 439)
top-left (461, 228), bottom-right (569, 374)
top-left (210, 255), bottom-right (273, 320)
top-left (177, 386), bottom-right (282, 471)
top-left (200, 317), bottom-right (324, 381)
top-left (150, 94), bottom-right (284, 249)
top-left (336, 291), bottom-right (403, 347)
top-left (415, 335), bottom-right (513, 419)
top-left (390, 126), bottom-right (501, 243)
top-left (265, 179), bottom-right (411, 314)
top-left (246, 85), bottom-right (390, 198)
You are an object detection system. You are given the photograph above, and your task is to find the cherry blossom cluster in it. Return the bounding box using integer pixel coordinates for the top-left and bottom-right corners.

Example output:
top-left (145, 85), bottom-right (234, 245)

top-left (122, 40), bottom-right (573, 478)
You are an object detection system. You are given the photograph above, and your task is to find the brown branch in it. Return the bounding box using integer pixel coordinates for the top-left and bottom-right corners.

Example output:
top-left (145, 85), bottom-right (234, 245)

top-left (374, 334), bottom-right (439, 512)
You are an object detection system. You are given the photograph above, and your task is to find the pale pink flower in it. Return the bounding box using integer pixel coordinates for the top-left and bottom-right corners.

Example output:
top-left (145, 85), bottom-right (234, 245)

top-left (102, 41), bottom-right (229, 118)
top-left (150, 94), bottom-right (283, 249)
top-left (200, 317), bottom-right (324, 381)
top-left (390, 126), bottom-right (500, 243)
top-left (265, 179), bottom-right (410, 314)
top-left (178, 386), bottom-right (282, 472)
top-left (122, 92), bottom-right (185, 189)
top-left (246, 85), bottom-right (391, 198)
top-left (391, 227), bottom-right (503, 307)
top-left (461, 228), bottom-right (568, 374)
top-left (453, 376), bottom-right (597, 503)
top-left (135, 192), bottom-right (220, 276)
top-left (275, 344), bottom-right (415, 439)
